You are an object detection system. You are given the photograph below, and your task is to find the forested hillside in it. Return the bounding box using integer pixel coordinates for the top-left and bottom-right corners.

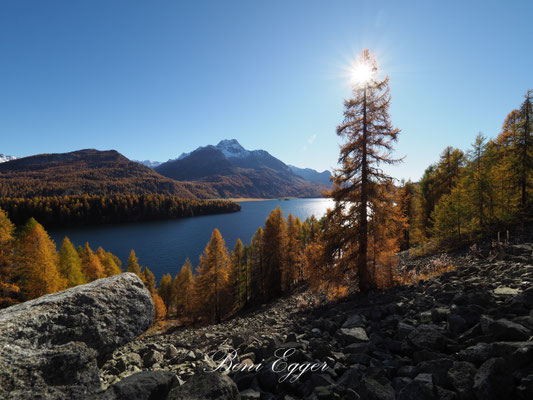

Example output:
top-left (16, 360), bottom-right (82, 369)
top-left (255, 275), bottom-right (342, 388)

top-left (0, 194), bottom-right (240, 228)
top-left (0, 149), bottom-right (219, 199)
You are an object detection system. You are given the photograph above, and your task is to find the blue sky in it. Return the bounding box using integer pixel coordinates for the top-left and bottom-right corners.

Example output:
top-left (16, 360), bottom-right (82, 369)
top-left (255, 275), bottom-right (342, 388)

top-left (1, 1), bottom-right (531, 181)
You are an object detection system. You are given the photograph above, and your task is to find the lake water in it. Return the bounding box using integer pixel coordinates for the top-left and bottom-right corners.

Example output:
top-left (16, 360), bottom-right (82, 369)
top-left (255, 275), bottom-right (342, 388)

top-left (49, 198), bottom-right (333, 281)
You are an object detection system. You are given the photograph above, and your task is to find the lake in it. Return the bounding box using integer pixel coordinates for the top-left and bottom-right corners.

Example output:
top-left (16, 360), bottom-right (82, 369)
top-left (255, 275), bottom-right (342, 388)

top-left (49, 198), bottom-right (334, 281)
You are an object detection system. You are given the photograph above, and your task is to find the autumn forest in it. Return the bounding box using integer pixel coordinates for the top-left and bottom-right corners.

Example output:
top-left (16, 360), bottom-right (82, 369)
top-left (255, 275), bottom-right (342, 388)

top-left (0, 50), bottom-right (531, 329)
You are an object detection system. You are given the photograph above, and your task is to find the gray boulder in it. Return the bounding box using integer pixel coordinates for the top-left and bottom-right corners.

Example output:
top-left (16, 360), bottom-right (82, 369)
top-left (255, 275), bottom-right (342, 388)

top-left (167, 370), bottom-right (240, 399)
top-left (0, 273), bottom-right (154, 399)
top-left (98, 371), bottom-right (177, 400)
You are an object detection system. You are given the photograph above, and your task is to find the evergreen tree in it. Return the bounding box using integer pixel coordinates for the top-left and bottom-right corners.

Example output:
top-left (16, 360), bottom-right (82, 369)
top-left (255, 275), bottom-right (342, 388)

top-left (96, 247), bottom-right (122, 277)
top-left (0, 207), bottom-right (15, 283)
top-left (126, 249), bottom-right (142, 277)
top-left (80, 242), bottom-right (105, 281)
top-left (398, 181), bottom-right (415, 250)
top-left (194, 229), bottom-right (229, 323)
top-left (0, 207), bottom-right (19, 307)
top-left (59, 237), bottom-right (86, 287)
top-left (283, 213), bottom-right (302, 291)
top-left (141, 267), bottom-right (156, 294)
top-left (433, 182), bottom-right (471, 240)
top-left (152, 293), bottom-right (167, 322)
top-left (16, 218), bottom-right (66, 299)
top-left (465, 133), bottom-right (493, 228)
top-left (262, 207), bottom-right (287, 299)
top-left (248, 227), bottom-right (264, 303)
top-left (158, 273), bottom-right (173, 310)
top-left (173, 258), bottom-right (194, 318)
top-left (517, 90), bottom-right (532, 211)
top-left (228, 239), bottom-right (245, 310)
top-left (329, 49), bottom-right (401, 291)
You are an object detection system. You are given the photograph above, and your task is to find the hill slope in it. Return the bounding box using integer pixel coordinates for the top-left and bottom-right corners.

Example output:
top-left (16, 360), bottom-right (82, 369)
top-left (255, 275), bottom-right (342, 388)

top-left (100, 244), bottom-right (533, 399)
top-left (0, 149), bottom-right (219, 198)
top-left (155, 139), bottom-right (327, 198)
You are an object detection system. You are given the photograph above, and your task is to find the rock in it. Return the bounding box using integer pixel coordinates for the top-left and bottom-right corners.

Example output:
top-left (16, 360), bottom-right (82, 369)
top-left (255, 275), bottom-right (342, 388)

top-left (407, 329), bottom-right (449, 352)
top-left (143, 350), bottom-right (163, 368)
top-left (165, 345), bottom-right (179, 360)
top-left (473, 358), bottom-right (513, 400)
top-left (458, 343), bottom-right (492, 365)
top-left (312, 385), bottom-right (340, 399)
top-left (231, 335), bottom-right (245, 348)
top-left (417, 358), bottom-right (453, 387)
top-left (397, 365), bottom-right (418, 379)
top-left (397, 373), bottom-right (438, 400)
top-left (239, 388), bottom-right (261, 400)
top-left (338, 327), bottom-right (369, 343)
top-left (447, 361), bottom-right (476, 400)
top-left (494, 287), bottom-right (521, 295)
top-left (342, 314), bottom-right (367, 329)
top-left (167, 370), bottom-right (240, 400)
top-left (431, 308), bottom-right (451, 323)
top-left (397, 322), bottom-right (417, 339)
top-left (116, 353), bottom-right (143, 373)
top-left (97, 371), bottom-right (177, 400)
top-left (447, 314), bottom-right (468, 335)
top-left (0, 273), bottom-right (153, 400)
top-left (358, 377), bottom-right (395, 400)
top-left (489, 318), bottom-right (532, 341)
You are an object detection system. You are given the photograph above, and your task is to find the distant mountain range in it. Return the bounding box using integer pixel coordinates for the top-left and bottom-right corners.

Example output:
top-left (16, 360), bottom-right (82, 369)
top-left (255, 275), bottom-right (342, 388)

top-left (0, 154), bottom-right (17, 163)
top-left (288, 165), bottom-right (331, 185)
top-left (154, 139), bottom-right (328, 198)
top-left (0, 141), bottom-right (329, 199)
top-left (134, 160), bottom-right (162, 168)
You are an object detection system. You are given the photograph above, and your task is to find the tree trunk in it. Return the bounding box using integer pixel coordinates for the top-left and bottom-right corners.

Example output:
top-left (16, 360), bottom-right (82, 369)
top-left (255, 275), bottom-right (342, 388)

top-left (358, 87), bottom-right (371, 291)
top-left (522, 95), bottom-right (529, 209)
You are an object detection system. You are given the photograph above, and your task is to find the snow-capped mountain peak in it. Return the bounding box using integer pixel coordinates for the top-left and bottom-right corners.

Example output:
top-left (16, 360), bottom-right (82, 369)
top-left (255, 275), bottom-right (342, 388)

top-left (0, 154), bottom-right (17, 163)
top-left (216, 139), bottom-right (250, 159)
top-left (134, 160), bottom-right (162, 168)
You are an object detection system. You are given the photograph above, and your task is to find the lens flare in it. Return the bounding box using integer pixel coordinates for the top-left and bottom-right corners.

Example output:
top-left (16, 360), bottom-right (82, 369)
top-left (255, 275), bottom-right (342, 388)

top-left (350, 62), bottom-right (373, 86)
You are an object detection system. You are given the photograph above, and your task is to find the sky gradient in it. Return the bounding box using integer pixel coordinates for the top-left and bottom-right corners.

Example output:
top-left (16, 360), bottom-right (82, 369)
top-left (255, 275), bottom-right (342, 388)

top-left (1, 0), bottom-right (532, 181)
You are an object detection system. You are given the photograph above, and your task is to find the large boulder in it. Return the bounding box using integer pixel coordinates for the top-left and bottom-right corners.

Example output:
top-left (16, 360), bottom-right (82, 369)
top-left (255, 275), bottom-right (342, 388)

top-left (0, 273), bottom-right (154, 399)
top-left (167, 370), bottom-right (240, 400)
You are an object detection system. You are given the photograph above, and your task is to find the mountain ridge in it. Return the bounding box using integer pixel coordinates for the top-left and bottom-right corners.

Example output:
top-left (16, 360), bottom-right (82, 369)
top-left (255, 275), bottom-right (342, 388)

top-left (0, 149), bottom-right (218, 198)
top-left (0, 154), bottom-right (17, 163)
top-left (155, 140), bottom-right (328, 198)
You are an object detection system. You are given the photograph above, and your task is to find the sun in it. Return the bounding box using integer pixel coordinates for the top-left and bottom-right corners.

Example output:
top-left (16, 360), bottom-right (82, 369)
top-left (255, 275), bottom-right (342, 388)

top-left (349, 62), bottom-right (373, 86)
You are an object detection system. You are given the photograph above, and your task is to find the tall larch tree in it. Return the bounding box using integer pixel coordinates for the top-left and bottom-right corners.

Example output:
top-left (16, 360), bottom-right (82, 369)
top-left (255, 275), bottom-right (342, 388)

top-left (59, 237), bottom-right (86, 287)
top-left (80, 242), bottom-right (105, 281)
top-left (126, 249), bottom-right (142, 277)
top-left (283, 213), bottom-right (302, 292)
top-left (248, 227), bottom-right (264, 303)
top-left (158, 273), bottom-right (173, 310)
top-left (262, 207), bottom-right (287, 299)
top-left (228, 239), bottom-right (245, 310)
top-left (96, 247), bottom-right (122, 277)
top-left (194, 229), bottom-right (230, 323)
top-left (329, 49), bottom-right (401, 291)
top-left (16, 218), bottom-right (66, 299)
top-left (518, 90), bottom-right (532, 212)
top-left (0, 207), bottom-right (19, 307)
top-left (398, 181), bottom-right (416, 250)
top-left (465, 133), bottom-right (492, 228)
top-left (141, 267), bottom-right (156, 294)
top-left (173, 258), bottom-right (194, 318)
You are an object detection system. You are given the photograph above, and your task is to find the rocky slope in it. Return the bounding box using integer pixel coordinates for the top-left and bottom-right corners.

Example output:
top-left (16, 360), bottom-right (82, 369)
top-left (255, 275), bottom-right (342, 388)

top-left (99, 242), bottom-right (533, 399)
